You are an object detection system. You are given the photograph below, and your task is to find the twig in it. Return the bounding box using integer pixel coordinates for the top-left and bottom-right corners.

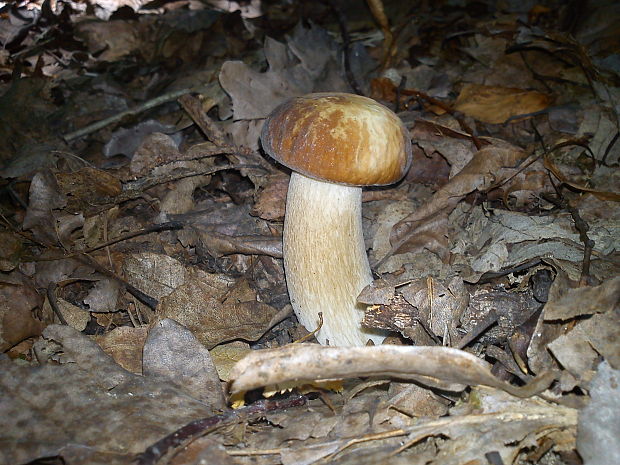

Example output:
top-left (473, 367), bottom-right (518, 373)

top-left (601, 130), bottom-right (619, 166)
top-left (62, 87), bottom-right (203, 142)
top-left (394, 75), bottom-right (406, 113)
top-left (136, 395), bottom-right (307, 465)
top-left (294, 312), bottom-right (323, 344)
top-left (82, 221), bottom-right (183, 254)
top-left (330, 1), bottom-right (363, 95)
top-left (366, 0), bottom-right (395, 70)
top-left (178, 94), bottom-right (228, 146)
top-left (75, 253), bottom-right (159, 310)
top-left (541, 188), bottom-right (595, 286)
top-left (177, 94), bottom-right (275, 173)
top-left (85, 163), bottom-right (265, 216)
top-left (46, 282), bottom-right (68, 325)
top-left (456, 309), bottom-right (498, 349)
top-left (36, 221), bottom-right (185, 261)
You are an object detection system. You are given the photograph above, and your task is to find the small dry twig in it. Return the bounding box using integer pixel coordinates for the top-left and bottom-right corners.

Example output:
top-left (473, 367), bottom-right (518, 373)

top-left (137, 395), bottom-right (307, 465)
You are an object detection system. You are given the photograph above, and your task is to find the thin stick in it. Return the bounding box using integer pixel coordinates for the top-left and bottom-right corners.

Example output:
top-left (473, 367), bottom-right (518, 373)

top-left (47, 282), bottom-right (68, 325)
top-left (137, 395), bottom-right (307, 465)
top-left (75, 253), bottom-right (159, 310)
top-left (62, 87), bottom-right (199, 142)
top-left (331, 1), bottom-right (363, 95)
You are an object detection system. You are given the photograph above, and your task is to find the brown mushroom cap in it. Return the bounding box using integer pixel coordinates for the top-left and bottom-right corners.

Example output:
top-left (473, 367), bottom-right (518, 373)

top-left (261, 93), bottom-right (412, 186)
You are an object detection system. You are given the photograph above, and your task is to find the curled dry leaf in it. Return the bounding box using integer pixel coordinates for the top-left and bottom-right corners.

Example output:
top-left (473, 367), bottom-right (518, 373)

top-left (386, 143), bottom-right (528, 262)
top-left (228, 344), bottom-right (555, 398)
top-left (544, 156), bottom-right (620, 201)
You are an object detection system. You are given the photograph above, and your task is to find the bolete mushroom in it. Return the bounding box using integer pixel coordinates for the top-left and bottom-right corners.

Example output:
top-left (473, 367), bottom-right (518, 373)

top-left (261, 93), bottom-right (412, 346)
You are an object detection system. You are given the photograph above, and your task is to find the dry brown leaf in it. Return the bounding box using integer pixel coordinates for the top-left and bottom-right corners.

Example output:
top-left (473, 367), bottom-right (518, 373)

top-left (219, 23), bottom-right (349, 121)
top-left (158, 271), bottom-right (278, 348)
top-left (544, 156), bottom-right (620, 201)
top-left (96, 326), bottom-right (148, 374)
top-left (577, 361), bottom-right (620, 464)
top-left (385, 144), bottom-right (527, 263)
top-left (123, 252), bottom-right (194, 301)
top-left (454, 83), bottom-right (551, 124)
top-left (0, 273), bottom-right (45, 351)
top-left (22, 171), bottom-right (66, 243)
top-left (1, 325), bottom-right (219, 465)
top-left (143, 319), bottom-right (227, 409)
top-left (250, 172), bottom-right (289, 221)
top-left (83, 278), bottom-right (122, 313)
top-left (0, 230), bottom-right (24, 272)
top-left (275, 389), bottom-right (576, 465)
top-left (193, 229), bottom-right (283, 258)
top-left (55, 167), bottom-right (122, 213)
top-left (130, 132), bottom-right (183, 176)
top-left (544, 276), bottom-right (620, 320)
top-left (411, 119), bottom-right (480, 178)
top-left (405, 143), bottom-right (451, 186)
top-left (46, 296), bottom-right (89, 330)
top-left (76, 18), bottom-right (149, 57)
top-left (388, 381), bottom-right (450, 417)
top-left (210, 341), bottom-right (252, 382)
top-left (228, 344), bottom-right (555, 398)
top-left (401, 276), bottom-right (468, 338)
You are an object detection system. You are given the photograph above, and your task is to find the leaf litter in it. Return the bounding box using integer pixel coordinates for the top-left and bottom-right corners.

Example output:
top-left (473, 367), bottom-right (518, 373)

top-left (0, 0), bottom-right (619, 464)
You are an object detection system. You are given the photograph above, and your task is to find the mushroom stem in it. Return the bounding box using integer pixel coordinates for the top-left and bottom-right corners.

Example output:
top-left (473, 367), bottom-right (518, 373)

top-left (284, 172), bottom-right (385, 346)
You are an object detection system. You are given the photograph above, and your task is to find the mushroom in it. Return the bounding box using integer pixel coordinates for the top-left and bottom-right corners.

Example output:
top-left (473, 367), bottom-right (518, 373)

top-left (261, 93), bottom-right (412, 346)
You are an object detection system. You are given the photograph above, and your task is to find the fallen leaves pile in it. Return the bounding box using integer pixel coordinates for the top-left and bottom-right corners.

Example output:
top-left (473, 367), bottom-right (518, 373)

top-left (0, 0), bottom-right (619, 464)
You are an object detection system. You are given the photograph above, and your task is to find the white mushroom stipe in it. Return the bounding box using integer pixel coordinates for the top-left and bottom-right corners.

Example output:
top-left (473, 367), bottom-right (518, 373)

top-left (261, 93), bottom-right (412, 346)
top-left (284, 172), bottom-right (382, 346)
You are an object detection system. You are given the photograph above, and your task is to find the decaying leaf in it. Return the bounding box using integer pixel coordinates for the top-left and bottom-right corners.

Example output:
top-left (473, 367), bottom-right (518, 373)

top-left (219, 23), bottom-right (348, 121)
top-left (250, 172), bottom-right (289, 221)
top-left (96, 325), bottom-right (148, 374)
top-left (0, 231), bottom-right (24, 272)
top-left (577, 361), bottom-right (620, 465)
top-left (2, 3), bottom-right (619, 464)
top-left (55, 166), bottom-right (122, 213)
top-left (273, 388), bottom-right (576, 465)
top-left (385, 142), bottom-right (529, 265)
top-left (454, 83), bottom-right (552, 124)
top-left (0, 325), bottom-right (222, 465)
top-left (210, 340), bottom-right (252, 382)
top-left (158, 269), bottom-right (278, 348)
top-left (143, 318), bottom-right (227, 409)
top-left (0, 273), bottom-right (46, 352)
top-left (450, 204), bottom-right (619, 282)
top-left (543, 276), bottom-right (620, 320)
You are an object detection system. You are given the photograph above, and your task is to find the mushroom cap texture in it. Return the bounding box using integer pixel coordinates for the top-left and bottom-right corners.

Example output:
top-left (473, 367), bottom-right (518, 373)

top-left (261, 93), bottom-right (412, 186)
